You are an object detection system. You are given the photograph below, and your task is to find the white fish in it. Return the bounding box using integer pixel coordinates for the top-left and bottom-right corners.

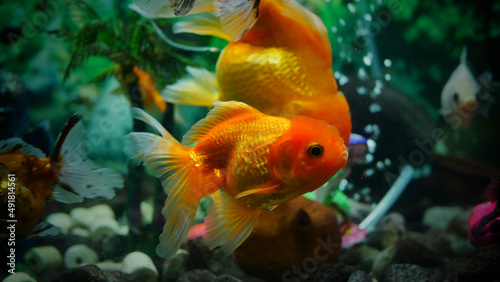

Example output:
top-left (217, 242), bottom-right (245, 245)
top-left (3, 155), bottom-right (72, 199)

top-left (441, 46), bottom-right (493, 130)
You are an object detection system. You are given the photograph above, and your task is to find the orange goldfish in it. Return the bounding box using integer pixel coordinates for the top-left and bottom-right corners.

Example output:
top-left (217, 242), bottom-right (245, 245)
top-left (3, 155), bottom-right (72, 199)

top-left (133, 66), bottom-right (167, 113)
top-left (0, 115), bottom-right (123, 238)
top-left (153, 0), bottom-right (351, 145)
top-left (124, 101), bottom-right (348, 258)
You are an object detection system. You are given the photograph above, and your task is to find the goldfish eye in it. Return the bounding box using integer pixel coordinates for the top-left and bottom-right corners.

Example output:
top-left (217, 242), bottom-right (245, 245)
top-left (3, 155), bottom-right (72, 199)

top-left (453, 92), bottom-right (459, 104)
top-left (307, 142), bottom-right (323, 158)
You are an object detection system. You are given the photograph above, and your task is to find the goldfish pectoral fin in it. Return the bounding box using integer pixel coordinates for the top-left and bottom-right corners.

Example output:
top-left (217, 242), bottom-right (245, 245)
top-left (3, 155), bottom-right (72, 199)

top-left (173, 13), bottom-right (230, 40)
top-left (234, 184), bottom-right (280, 199)
top-left (28, 222), bottom-right (61, 238)
top-left (52, 185), bottom-right (84, 204)
top-left (181, 101), bottom-right (259, 146)
top-left (267, 204), bottom-right (279, 211)
top-left (54, 119), bottom-right (124, 201)
top-left (204, 190), bottom-right (261, 255)
top-left (213, 0), bottom-right (260, 41)
top-left (162, 66), bottom-right (219, 108)
top-left (0, 138), bottom-right (46, 158)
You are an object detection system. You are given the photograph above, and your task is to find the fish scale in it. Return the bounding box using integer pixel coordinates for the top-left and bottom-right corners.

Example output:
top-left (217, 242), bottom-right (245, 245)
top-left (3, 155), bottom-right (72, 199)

top-left (194, 114), bottom-right (290, 195)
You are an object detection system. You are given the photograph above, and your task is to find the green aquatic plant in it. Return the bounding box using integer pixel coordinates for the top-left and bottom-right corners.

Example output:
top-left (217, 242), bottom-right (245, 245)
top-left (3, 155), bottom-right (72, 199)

top-left (59, 1), bottom-right (195, 89)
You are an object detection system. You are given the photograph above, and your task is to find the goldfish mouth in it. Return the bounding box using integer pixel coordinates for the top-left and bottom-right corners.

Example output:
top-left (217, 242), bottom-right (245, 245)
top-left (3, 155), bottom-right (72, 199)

top-left (336, 150), bottom-right (349, 168)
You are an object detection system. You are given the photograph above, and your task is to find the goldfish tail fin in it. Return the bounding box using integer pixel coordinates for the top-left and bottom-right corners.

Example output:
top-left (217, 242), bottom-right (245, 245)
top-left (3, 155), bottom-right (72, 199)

top-left (124, 108), bottom-right (218, 258)
top-left (173, 13), bottom-right (231, 40)
top-left (162, 66), bottom-right (219, 107)
top-left (51, 115), bottom-right (124, 201)
top-left (213, 0), bottom-right (260, 41)
top-left (27, 222), bottom-right (61, 238)
top-left (130, 0), bottom-right (212, 18)
top-left (204, 190), bottom-right (261, 255)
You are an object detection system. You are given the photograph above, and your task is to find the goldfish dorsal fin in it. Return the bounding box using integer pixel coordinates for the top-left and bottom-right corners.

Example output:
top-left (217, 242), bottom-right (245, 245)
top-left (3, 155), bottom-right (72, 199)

top-left (182, 101), bottom-right (259, 145)
top-left (55, 119), bottom-right (123, 200)
top-left (162, 66), bottom-right (220, 107)
top-left (460, 46), bottom-right (468, 64)
top-left (213, 0), bottom-right (260, 41)
top-left (131, 107), bottom-right (171, 139)
top-left (234, 184), bottom-right (280, 199)
top-left (280, 0), bottom-right (331, 56)
top-left (204, 190), bottom-right (261, 255)
top-left (0, 138), bottom-right (46, 158)
top-left (173, 13), bottom-right (231, 40)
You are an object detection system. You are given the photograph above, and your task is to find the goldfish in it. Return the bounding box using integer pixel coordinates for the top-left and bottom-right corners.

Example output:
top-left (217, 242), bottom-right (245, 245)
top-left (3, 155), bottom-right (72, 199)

top-left (441, 46), bottom-right (494, 131)
top-left (124, 101), bottom-right (348, 258)
top-left (131, 0), bottom-right (260, 41)
top-left (0, 115), bottom-right (124, 239)
top-left (133, 66), bottom-right (167, 113)
top-left (132, 0), bottom-right (352, 145)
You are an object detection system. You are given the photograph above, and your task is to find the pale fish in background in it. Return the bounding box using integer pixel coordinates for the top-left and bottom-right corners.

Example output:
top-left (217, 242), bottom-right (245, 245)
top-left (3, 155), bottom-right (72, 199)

top-left (441, 46), bottom-right (494, 132)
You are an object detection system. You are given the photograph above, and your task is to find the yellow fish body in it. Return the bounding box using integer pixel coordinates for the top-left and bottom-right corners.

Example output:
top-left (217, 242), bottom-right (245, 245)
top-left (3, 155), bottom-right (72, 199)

top-left (150, 0), bottom-right (351, 145)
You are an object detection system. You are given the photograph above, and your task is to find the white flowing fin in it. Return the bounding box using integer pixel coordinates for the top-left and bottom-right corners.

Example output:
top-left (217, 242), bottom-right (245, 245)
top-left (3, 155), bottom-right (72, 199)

top-left (27, 222), bottom-right (61, 238)
top-left (0, 138), bottom-right (46, 158)
top-left (162, 66), bottom-right (220, 108)
top-left (173, 13), bottom-right (231, 40)
top-left (52, 186), bottom-right (84, 204)
top-left (204, 190), bottom-right (260, 254)
top-left (213, 0), bottom-right (260, 41)
top-left (52, 116), bottom-right (124, 200)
